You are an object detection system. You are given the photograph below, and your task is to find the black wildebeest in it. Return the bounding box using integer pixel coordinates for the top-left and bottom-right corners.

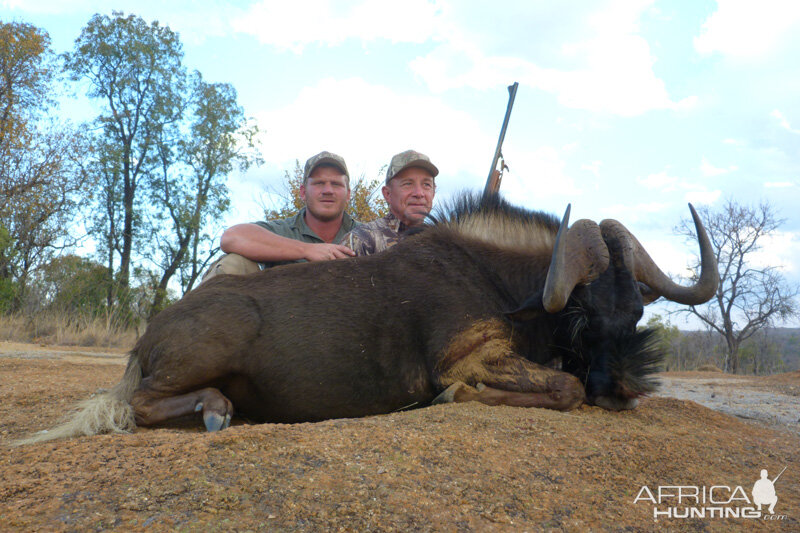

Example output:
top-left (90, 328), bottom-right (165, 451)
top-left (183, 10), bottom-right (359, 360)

top-left (18, 193), bottom-right (718, 444)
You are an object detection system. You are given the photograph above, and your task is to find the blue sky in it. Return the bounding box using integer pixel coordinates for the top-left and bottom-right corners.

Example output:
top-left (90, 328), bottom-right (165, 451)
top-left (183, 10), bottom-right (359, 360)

top-left (2, 0), bottom-right (799, 327)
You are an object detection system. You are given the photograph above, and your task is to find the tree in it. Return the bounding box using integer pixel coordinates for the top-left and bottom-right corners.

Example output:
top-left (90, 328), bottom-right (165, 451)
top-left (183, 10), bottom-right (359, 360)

top-left (675, 200), bottom-right (799, 373)
top-left (262, 161), bottom-right (388, 222)
top-left (739, 329), bottom-right (786, 376)
top-left (0, 22), bottom-right (93, 310)
top-left (0, 21), bottom-right (54, 153)
top-left (64, 12), bottom-right (186, 291)
top-left (34, 254), bottom-right (110, 320)
top-left (146, 73), bottom-right (261, 315)
top-left (645, 314), bottom-right (683, 371)
top-left (86, 138), bottom-right (125, 309)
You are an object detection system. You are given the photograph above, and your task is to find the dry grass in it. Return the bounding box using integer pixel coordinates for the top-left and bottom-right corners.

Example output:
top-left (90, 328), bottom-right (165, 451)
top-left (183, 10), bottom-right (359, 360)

top-left (0, 311), bottom-right (138, 348)
top-left (696, 363), bottom-right (724, 372)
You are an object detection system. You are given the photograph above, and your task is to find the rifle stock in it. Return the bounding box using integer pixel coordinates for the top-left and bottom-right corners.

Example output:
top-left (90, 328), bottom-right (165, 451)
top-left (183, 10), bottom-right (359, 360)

top-left (482, 82), bottom-right (519, 198)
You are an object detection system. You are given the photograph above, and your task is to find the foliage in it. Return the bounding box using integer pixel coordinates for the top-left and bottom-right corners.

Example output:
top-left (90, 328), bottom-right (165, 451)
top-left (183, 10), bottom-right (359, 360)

top-left (263, 161), bottom-right (388, 222)
top-left (0, 224), bottom-right (18, 313)
top-left (146, 72), bottom-right (262, 315)
top-left (0, 21), bottom-right (93, 310)
top-left (738, 330), bottom-right (786, 375)
top-left (675, 200), bottom-right (799, 373)
top-left (64, 12), bottom-right (260, 318)
top-left (350, 170), bottom-right (390, 222)
top-left (34, 255), bottom-right (109, 318)
top-left (0, 21), bottom-right (55, 150)
top-left (64, 11), bottom-right (187, 290)
top-left (263, 161), bottom-right (306, 220)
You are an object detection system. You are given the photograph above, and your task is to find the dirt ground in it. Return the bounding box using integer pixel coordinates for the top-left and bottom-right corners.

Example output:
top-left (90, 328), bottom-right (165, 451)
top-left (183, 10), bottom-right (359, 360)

top-left (1, 341), bottom-right (798, 532)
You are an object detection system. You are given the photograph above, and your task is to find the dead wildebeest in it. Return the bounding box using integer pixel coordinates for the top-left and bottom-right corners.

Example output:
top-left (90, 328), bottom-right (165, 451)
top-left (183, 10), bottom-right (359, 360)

top-left (18, 193), bottom-right (718, 444)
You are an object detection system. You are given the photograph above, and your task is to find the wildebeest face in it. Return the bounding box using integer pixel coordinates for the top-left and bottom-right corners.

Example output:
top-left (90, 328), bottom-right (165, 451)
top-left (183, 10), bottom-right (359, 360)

top-left (557, 264), bottom-right (663, 411)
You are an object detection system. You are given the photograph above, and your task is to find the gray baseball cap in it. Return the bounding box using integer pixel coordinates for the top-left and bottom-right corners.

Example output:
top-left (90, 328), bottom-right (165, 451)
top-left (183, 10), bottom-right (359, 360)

top-left (385, 149), bottom-right (439, 184)
top-left (304, 151), bottom-right (349, 180)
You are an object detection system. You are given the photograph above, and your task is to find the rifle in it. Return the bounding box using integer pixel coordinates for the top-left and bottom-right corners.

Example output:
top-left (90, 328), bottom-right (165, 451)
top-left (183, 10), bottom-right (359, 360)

top-left (482, 82), bottom-right (519, 198)
top-left (772, 466), bottom-right (787, 484)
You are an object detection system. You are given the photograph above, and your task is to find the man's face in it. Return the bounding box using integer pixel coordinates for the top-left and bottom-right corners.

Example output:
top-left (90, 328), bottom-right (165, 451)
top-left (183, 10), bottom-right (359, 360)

top-left (382, 167), bottom-right (436, 227)
top-left (301, 166), bottom-right (350, 222)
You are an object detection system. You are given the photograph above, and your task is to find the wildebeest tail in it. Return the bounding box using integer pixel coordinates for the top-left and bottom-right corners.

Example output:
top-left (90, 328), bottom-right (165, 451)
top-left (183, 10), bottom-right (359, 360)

top-left (12, 351), bottom-right (142, 446)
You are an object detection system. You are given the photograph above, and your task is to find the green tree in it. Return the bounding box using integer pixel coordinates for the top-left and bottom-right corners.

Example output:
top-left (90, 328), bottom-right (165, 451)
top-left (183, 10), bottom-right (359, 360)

top-left (675, 200), bottom-right (799, 373)
top-left (146, 73), bottom-right (261, 315)
top-left (86, 137), bottom-right (125, 309)
top-left (0, 21), bottom-right (54, 153)
top-left (0, 224), bottom-right (18, 312)
top-left (0, 21), bottom-right (92, 310)
top-left (645, 314), bottom-right (683, 371)
top-left (739, 330), bottom-right (786, 376)
top-left (35, 255), bottom-right (110, 320)
top-left (64, 11), bottom-right (186, 292)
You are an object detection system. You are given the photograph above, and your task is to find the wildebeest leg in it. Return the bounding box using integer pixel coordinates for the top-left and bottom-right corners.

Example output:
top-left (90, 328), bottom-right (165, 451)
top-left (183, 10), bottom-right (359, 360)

top-left (433, 379), bottom-right (582, 410)
top-left (436, 319), bottom-right (585, 410)
top-left (132, 386), bottom-right (234, 432)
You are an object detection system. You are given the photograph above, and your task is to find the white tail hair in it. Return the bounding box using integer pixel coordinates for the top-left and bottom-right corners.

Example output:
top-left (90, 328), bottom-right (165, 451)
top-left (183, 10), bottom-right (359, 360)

top-left (12, 354), bottom-right (142, 446)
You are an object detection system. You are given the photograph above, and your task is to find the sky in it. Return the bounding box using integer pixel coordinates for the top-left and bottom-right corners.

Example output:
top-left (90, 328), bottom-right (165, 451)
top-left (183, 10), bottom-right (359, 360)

top-left (2, 0), bottom-right (799, 328)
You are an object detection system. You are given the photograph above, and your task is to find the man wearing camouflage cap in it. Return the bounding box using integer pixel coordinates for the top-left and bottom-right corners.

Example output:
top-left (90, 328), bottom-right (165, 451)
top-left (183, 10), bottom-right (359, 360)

top-left (202, 151), bottom-right (358, 281)
top-left (344, 149), bottom-right (437, 256)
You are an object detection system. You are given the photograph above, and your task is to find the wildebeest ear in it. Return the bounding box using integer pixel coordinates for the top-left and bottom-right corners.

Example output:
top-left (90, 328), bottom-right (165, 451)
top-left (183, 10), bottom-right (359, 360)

top-left (637, 282), bottom-right (659, 305)
top-left (506, 292), bottom-right (545, 322)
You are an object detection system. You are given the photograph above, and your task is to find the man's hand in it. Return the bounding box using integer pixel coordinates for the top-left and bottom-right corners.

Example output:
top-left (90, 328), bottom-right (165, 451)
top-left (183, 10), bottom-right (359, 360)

top-left (303, 243), bottom-right (356, 262)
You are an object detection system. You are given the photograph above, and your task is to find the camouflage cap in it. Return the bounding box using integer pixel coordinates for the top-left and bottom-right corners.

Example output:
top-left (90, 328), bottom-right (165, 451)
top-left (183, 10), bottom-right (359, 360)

top-left (303, 151), bottom-right (349, 181)
top-left (385, 149), bottom-right (439, 184)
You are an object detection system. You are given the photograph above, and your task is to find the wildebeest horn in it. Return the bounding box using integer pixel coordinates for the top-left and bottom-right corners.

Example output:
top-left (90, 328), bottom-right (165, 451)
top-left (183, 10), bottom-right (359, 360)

top-left (543, 205), bottom-right (610, 313)
top-left (599, 204), bottom-right (719, 305)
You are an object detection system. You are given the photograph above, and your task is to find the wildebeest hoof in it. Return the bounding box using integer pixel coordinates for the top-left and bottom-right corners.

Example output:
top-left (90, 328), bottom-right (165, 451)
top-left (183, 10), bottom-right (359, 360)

top-left (546, 374), bottom-right (585, 410)
top-left (475, 382), bottom-right (486, 392)
top-left (432, 383), bottom-right (463, 405)
top-left (203, 412), bottom-right (231, 432)
top-left (593, 396), bottom-right (639, 411)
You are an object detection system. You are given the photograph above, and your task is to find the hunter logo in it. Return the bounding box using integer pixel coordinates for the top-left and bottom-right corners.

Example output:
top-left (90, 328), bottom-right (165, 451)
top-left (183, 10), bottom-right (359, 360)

top-left (633, 467), bottom-right (788, 520)
top-left (752, 467), bottom-right (785, 515)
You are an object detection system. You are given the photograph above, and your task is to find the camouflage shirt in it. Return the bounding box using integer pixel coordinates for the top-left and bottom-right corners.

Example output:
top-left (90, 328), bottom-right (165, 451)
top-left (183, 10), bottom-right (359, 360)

top-left (343, 212), bottom-right (409, 256)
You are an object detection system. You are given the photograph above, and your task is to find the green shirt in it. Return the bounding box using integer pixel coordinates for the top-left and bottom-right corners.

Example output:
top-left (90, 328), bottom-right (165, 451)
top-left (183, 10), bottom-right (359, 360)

top-left (254, 208), bottom-right (359, 267)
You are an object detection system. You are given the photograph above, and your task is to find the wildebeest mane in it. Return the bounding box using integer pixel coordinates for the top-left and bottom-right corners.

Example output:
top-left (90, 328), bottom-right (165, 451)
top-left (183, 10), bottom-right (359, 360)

top-left (419, 192), bottom-right (561, 255)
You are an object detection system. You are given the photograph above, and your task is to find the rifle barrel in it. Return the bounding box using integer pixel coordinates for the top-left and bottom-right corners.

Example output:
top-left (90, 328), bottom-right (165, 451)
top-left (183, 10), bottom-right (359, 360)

top-left (483, 82), bottom-right (519, 198)
top-left (772, 466), bottom-right (787, 483)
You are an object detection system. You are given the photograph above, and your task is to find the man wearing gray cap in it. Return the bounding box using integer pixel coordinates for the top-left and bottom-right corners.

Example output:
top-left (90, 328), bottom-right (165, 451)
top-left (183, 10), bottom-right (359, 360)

top-left (344, 149), bottom-right (437, 256)
top-left (202, 151), bottom-right (358, 281)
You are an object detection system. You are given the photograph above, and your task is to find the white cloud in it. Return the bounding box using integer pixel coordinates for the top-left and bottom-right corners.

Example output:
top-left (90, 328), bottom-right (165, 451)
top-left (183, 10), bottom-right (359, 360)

top-left (409, 0), bottom-right (694, 116)
top-left (751, 230), bottom-right (800, 273)
top-left (637, 170), bottom-right (728, 205)
top-left (694, 0), bottom-right (800, 59)
top-left (231, 0), bottom-right (440, 52)
top-left (771, 109), bottom-right (800, 133)
top-left (254, 76), bottom-right (490, 184)
top-left (684, 189), bottom-right (721, 205)
top-left (598, 201), bottom-right (670, 223)
top-left (765, 181), bottom-right (797, 188)
top-left (700, 156), bottom-right (738, 176)
top-left (638, 170), bottom-right (680, 190)
top-left (582, 160), bottom-right (603, 176)
top-left (0, 1), bottom-right (239, 44)
top-left (0, 0), bottom-right (81, 13)
top-left (635, 237), bottom-right (698, 278)
top-left (500, 145), bottom-right (582, 201)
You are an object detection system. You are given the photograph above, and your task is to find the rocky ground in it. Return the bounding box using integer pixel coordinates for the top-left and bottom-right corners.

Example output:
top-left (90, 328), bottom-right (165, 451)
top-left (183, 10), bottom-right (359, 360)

top-left (1, 341), bottom-right (798, 532)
